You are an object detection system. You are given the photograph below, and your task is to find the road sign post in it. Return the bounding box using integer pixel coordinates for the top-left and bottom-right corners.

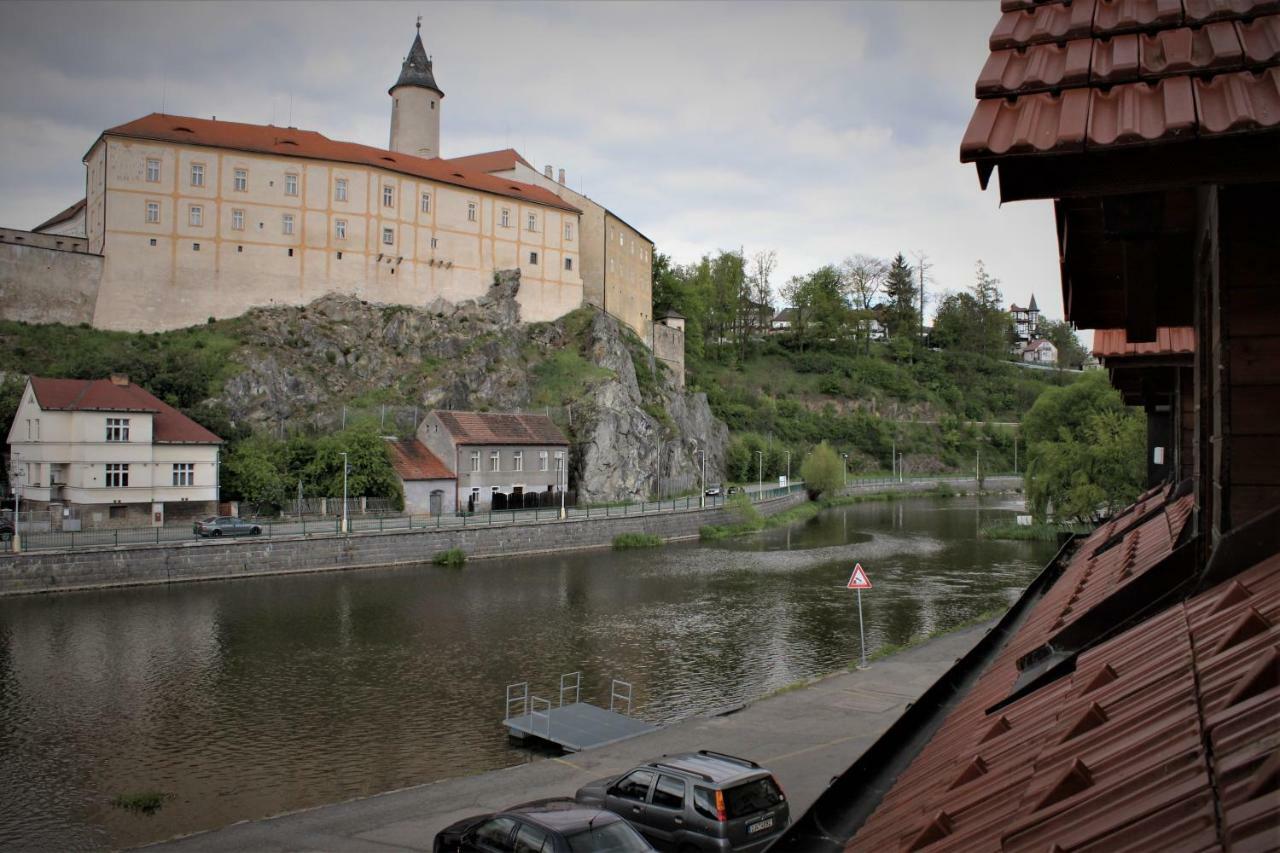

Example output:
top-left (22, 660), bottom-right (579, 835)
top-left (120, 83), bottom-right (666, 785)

top-left (847, 563), bottom-right (873, 669)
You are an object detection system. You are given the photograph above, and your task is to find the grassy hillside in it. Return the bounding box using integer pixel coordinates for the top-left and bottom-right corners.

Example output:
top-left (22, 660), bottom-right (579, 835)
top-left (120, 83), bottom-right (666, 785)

top-left (688, 337), bottom-right (1077, 480)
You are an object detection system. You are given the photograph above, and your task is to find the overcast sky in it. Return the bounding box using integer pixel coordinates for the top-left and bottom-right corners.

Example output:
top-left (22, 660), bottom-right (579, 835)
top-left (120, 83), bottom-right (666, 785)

top-left (0, 0), bottom-right (1064, 321)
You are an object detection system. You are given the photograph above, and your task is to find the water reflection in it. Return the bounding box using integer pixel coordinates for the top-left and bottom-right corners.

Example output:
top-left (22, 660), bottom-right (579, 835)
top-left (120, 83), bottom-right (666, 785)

top-left (0, 494), bottom-right (1053, 850)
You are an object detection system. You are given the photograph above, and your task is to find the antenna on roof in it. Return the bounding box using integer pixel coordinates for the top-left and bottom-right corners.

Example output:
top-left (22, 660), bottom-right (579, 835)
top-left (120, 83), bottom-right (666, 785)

top-left (288, 93), bottom-right (293, 127)
top-left (416, 14), bottom-right (422, 31)
top-left (160, 77), bottom-right (166, 115)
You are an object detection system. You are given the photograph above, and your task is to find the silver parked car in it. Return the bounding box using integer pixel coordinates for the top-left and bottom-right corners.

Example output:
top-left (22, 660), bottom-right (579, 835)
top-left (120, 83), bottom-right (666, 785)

top-left (193, 516), bottom-right (262, 537)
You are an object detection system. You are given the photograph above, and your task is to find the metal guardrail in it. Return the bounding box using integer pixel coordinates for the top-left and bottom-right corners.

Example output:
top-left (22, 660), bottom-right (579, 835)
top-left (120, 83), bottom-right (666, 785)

top-left (0, 476), bottom-right (1020, 555)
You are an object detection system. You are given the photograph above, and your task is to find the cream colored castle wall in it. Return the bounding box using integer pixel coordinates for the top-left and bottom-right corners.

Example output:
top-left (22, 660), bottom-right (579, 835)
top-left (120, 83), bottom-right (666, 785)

top-left (495, 163), bottom-right (652, 343)
top-left (652, 322), bottom-right (685, 389)
top-left (0, 234), bottom-right (102, 326)
top-left (88, 137), bottom-right (583, 332)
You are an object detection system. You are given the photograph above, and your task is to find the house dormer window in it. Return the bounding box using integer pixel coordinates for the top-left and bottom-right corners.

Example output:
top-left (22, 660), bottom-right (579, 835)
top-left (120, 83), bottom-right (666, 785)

top-left (106, 417), bottom-right (130, 442)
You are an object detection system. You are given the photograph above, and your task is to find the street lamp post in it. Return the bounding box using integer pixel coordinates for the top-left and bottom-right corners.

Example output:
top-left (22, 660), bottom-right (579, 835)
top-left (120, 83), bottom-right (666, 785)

top-left (559, 450), bottom-right (567, 520)
top-left (784, 450), bottom-right (791, 489)
top-left (9, 457), bottom-right (24, 553)
top-left (340, 451), bottom-right (349, 534)
top-left (842, 453), bottom-right (848, 488)
top-left (694, 444), bottom-right (706, 508)
top-left (755, 450), bottom-right (763, 496)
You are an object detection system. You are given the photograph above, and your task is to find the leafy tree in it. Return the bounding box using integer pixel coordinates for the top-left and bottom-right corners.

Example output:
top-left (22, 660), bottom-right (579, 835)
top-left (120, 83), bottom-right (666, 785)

top-left (305, 423), bottom-right (403, 509)
top-left (840, 254), bottom-right (887, 355)
top-left (1039, 319), bottom-right (1089, 369)
top-left (800, 441), bottom-right (844, 498)
top-left (222, 434), bottom-right (292, 510)
top-left (1023, 372), bottom-right (1145, 522)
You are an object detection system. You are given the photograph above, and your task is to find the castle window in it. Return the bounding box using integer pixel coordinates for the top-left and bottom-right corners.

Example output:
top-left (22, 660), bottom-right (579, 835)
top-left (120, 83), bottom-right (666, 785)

top-left (285, 173), bottom-right (299, 196)
top-left (430, 237), bottom-right (438, 249)
top-left (335, 219), bottom-right (346, 240)
top-left (421, 193), bottom-right (430, 214)
top-left (336, 251), bottom-right (342, 260)
top-left (382, 227), bottom-right (394, 245)
top-left (150, 239), bottom-right (157, 246)
top-left (383, 185), bottom-right (394, 208)
top-left (193, 242), bottom-right (200, 251)
top-left (190, 163), bottom-right (204, 187)
top-left (287, 248), bottom-right (294, 257)
top-left (501, 208), bottom-right (510, 228)
top-left (565, 222), bottom-right (573, 241)
top-left (282, 213), bottom-right (294, 235)
top-left (467, 202), bottom-right (477, 222)
top-left (565, 257), bottom-right (573, 271)
top-left (145, 201), bottom-right (160, 224)
top-left (232, 208), bottom-right (244, 231)
top-left (188, 205), bottom-right (202, 227)
top-left (335, 178), bottom-right (348, 202)
top-left (529, 251), bottom-right (539, 265)
top-left (146, 159), bottom-right (161, 183)
top-left (233, 169), bottom-right (247, 192)
top-left (527, 212), bottom-right (537, 232)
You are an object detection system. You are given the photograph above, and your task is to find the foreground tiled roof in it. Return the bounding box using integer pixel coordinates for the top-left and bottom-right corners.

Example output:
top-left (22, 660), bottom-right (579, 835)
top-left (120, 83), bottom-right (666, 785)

top-left (961, 0), bottom-right (1280, 162)
top-left (99, 115), bottom-right (581, 214)
top-left (33, 198), bottom-right (85, 232)
top-left (386, 439), bottom-right (454, 481)
top-left (1093, 326), bottom-right (1196, 358)
top-left (433, 411), bottom-right (568, 446)
top-left (28, 377), bottom-right (222, 444)
top-left (844, 485), bottom-right (1280, 851)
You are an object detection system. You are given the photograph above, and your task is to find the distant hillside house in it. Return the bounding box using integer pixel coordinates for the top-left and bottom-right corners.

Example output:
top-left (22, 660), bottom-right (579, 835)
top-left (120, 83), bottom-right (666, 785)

top-left (386, 438), bottom-right (456, 516)
top-left (418, 410), bottom-right (569, 512)
top-left (770, 308), bottom-right (795, 333)
top-left (1, 25), bottom-right (650, 344)
top-left (1010, 294), bottom-right (1040, 342)
top-left (6, 375), bottom-right (222, 528)
top-left (1021, 338), bottom-right (1058, 365)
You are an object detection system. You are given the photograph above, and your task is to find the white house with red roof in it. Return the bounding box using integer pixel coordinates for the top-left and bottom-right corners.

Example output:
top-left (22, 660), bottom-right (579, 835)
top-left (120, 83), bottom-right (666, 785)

top-left (385, 438), bottom-right (455, 516)
top-left (6, 375), bottom-right (222, 527)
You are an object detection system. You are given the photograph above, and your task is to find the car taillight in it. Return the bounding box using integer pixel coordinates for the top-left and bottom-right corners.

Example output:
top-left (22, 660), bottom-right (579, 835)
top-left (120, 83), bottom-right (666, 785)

top-left (714, 789), bottom-right (727, 822)
top-left (772, 776), bottom-right (786, 801)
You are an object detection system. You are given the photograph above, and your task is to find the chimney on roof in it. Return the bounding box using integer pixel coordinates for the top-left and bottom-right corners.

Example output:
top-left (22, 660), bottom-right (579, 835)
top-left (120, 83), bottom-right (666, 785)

top-left (544, 164), bottom-right (553, 179)
top-left (110, 374), bottom-right (130, 386)
top-left (558, 168), bottom-right (565, 184)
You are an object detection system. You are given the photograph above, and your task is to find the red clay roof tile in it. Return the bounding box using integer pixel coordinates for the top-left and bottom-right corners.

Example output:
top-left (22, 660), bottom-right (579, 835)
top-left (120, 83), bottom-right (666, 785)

top-left (1092, 326), bottom-right (1196, 357)
top-left (1195, 67), bottom-right (1280, 134)
top-left (991, 0), bottom-right (1097, 50)
top-left (386, 439), bottom-right (453, 481)
top-left (1185, 0), bottom-right (1280, 25)
top-left (101, 115), bottom-right (581, 215)
top-left (978, 41), bottom-right (1094, 97)
top-left (1091, 33), bottom-right (1143, 84)
top-left (1085, 76), bottom-right (1198, 147)
top-left (1092, 0), bottom-right (1185, 35)
top-left (1141, 20), bottom-right (1245, 76)
top-left (962, 88), bottom-right (1091, 159)
top-left (1239, 14), bottom-right (1280, 64)
top-left (28, 377), bottom-right (221, 444)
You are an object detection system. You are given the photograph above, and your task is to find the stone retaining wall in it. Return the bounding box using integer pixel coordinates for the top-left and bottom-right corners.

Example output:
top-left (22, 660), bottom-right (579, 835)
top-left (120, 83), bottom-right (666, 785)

top-left (0, 492), bottom-right (808, 597)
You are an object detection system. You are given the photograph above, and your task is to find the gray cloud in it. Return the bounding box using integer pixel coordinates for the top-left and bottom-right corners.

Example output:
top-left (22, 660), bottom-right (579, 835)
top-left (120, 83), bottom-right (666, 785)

top-left (0, 0), bottom-right (1065, 322)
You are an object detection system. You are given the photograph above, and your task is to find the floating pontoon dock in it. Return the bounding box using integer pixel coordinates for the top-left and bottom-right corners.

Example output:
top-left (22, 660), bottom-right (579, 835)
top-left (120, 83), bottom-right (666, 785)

top-left (503, 673), bottom-right (657, 752)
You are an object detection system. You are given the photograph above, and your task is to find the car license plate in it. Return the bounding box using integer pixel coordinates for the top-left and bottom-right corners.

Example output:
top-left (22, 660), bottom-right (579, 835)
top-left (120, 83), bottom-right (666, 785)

top-left (748, 817), bottom-right (774, 834)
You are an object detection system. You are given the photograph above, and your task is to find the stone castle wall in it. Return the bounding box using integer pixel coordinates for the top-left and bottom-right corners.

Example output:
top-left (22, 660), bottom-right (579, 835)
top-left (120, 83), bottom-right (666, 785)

top-left (652, 322), bottom-right (685, 388)
top-left (0, 231), bottom-right (102, 326)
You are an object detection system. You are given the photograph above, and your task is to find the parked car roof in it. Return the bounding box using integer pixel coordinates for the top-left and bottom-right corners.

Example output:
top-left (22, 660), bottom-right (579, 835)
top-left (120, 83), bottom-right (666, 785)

top-left (650, 752), bottom-right (764, 785)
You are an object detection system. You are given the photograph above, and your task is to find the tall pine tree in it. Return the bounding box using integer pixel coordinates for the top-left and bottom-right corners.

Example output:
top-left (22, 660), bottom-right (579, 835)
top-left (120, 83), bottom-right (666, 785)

top-left (882, 253), bottom-right (919, 341)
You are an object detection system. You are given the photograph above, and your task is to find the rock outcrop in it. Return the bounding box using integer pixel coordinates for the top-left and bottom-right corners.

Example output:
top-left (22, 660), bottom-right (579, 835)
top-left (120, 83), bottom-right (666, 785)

top-left (215, 272), bottom-right (727, 501)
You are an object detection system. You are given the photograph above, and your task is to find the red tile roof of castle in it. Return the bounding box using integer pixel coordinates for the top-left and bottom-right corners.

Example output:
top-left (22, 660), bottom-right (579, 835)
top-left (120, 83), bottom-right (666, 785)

top-left (961, 1), bottom-right (1280, 164)
top-left (433, 411), bottom-right (568, 446)
top-left (98, 114), bottom-right (581, 214)
top-left (28, 376), bottom-right (222, 444)
top-left (441, 148), bottom-right (534, 174)
top-left (386, 439), bottom-right (454, 481)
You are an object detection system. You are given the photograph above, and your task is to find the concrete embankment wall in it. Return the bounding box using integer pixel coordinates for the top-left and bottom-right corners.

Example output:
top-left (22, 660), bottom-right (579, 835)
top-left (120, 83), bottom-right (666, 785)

top-left (0, 492), bottom-right (808, 597)
top-left (838, 475), bottom-right (1022, 497)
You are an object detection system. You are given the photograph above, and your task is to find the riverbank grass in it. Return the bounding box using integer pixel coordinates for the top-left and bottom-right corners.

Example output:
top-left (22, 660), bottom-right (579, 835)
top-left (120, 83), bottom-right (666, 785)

top-left (112, 791), bottom-right (170, 815)
top-left (432, 548), bottom-right (467, 567)
top-left (700, 490), bottom-right (905, 541)
top-left (980, 521), bottom-right (1090, 541)
top-left (613, 533), bottom-right (663, 550)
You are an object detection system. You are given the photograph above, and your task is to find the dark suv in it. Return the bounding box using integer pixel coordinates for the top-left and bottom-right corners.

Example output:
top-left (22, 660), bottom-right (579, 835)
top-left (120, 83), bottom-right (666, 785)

top-left (574, 751), bottom-right (789, 853)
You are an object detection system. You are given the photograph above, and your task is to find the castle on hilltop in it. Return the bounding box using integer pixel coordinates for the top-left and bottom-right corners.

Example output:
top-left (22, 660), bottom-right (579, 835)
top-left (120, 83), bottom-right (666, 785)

top-left (0, 24), bottom-right (657, 347)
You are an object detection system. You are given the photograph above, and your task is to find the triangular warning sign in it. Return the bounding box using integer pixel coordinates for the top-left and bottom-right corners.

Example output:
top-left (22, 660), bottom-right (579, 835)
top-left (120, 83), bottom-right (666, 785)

top-left (847, 564), bottom-right (872, 589)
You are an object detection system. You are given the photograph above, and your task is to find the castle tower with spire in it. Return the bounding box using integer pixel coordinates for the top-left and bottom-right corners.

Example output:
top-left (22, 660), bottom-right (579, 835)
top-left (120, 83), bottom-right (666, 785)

top-left (389, 20), bottom-right (444, 159)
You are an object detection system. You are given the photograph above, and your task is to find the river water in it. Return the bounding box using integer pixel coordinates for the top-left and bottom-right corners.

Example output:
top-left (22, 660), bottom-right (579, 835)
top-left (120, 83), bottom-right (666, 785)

top-left (0, 494), bottom-right (1055, 850)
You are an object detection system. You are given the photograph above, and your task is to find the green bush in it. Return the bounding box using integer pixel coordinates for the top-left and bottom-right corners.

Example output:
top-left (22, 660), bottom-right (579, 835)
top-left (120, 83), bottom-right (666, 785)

top-left (432, 548), bottom-right (467, 567)
top-left (613, 533), bottom-right (663, 550)
top-left (800, 441), bottom-right (843, 497)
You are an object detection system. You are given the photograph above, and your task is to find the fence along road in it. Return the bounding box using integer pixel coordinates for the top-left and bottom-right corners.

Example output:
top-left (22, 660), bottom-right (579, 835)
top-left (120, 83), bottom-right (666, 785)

top-left (5, 474), bottom-right (1018, 554)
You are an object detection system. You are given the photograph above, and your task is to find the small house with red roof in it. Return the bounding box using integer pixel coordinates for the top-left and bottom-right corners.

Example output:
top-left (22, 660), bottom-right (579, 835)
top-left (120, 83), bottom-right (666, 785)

top-left (6, 375), bottom-right (222, 527)
top-left (385, 438), bottom-right (455, 516)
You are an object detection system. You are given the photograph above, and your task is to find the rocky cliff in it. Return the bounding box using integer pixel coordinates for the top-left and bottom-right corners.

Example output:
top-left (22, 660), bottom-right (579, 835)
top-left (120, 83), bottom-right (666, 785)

top-left (215, 272), bottom-right (727, 502)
